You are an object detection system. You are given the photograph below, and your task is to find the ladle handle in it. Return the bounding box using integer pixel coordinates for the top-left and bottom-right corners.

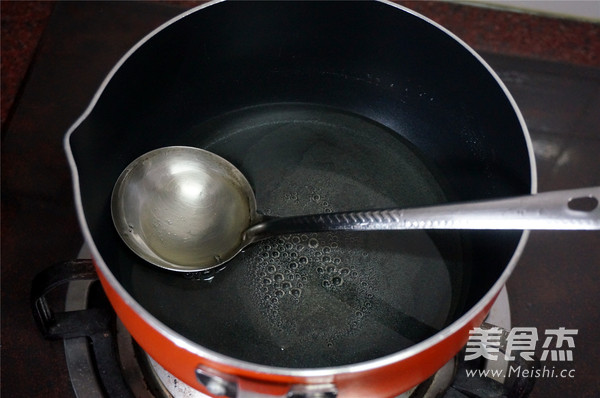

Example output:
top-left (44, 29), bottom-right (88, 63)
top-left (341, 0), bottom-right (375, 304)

top-left (245, 187), bottom-right (600, 242)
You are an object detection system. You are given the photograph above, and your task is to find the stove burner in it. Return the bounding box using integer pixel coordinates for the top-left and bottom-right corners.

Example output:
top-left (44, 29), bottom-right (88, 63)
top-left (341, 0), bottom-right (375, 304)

top-left (32, 259), bottom-right (535, 398)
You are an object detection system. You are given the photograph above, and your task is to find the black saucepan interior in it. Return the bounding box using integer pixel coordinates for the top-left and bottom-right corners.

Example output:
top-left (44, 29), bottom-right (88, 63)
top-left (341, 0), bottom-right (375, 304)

top-left (70, 1), bottom-right (531, 368)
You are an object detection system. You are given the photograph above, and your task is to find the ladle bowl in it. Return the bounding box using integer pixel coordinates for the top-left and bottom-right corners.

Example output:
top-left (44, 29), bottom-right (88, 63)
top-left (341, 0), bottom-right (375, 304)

top-left (111, 146), bottom-right (600, 272)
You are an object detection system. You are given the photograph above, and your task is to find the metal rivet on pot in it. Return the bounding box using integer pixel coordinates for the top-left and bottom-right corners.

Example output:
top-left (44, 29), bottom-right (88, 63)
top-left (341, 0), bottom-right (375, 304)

top-left (195, 367), bottom-right (236, 398)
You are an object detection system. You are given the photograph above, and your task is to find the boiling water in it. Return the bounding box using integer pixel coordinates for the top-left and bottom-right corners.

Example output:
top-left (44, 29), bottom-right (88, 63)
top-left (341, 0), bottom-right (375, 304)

top-left (129, 104), bottom-right (467, 368)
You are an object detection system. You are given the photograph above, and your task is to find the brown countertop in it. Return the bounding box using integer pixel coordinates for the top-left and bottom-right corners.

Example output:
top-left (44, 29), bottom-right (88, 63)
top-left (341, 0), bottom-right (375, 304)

top-left (3, 1), bottom-right (599, 128)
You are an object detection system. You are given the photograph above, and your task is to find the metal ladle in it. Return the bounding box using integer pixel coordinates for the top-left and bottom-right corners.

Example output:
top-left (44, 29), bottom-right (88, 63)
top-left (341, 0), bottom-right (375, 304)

top-left (111, 146), bottom-right (600, 272)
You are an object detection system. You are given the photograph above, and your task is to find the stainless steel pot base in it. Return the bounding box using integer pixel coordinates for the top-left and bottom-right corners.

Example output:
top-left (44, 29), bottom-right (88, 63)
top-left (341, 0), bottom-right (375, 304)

top-left (127, 104), bottom-right (468, 368)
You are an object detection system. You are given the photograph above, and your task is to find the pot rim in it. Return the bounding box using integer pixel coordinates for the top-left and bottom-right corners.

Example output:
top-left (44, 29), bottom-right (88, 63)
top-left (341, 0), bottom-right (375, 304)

top-left (64, 0), bottom-right (537, 378)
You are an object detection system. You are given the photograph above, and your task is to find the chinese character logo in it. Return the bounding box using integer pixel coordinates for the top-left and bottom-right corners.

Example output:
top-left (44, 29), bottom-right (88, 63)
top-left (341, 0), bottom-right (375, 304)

top-left (465, 326), bottom-right (504, 361)
top-left (541, 327), bottom-right (577, 361)
top-left (505, 327), bottom-right (538, 361)
top-left (465, 326), bottom-right (577, 362)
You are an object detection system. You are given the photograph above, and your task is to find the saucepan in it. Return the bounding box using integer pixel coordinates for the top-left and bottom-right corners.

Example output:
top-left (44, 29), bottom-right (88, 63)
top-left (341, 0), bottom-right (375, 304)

top-left (66, 1), bottom-right (548, 396)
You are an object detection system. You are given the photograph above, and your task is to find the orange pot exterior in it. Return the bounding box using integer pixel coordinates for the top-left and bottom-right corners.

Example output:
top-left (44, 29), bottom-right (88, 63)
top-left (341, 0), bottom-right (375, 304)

top-left (96, 260), bottom-right (496, 397)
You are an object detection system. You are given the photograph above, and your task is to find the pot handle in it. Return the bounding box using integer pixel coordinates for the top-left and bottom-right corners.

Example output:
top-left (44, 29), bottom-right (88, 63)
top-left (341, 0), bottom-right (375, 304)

top-left (196, 365), bottom-right (337, 398)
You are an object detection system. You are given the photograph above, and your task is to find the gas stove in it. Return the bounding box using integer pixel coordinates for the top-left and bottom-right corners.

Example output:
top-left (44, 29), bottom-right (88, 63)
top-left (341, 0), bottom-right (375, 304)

top-left (32, 247), bottom-right (533, 398)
